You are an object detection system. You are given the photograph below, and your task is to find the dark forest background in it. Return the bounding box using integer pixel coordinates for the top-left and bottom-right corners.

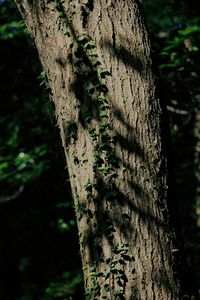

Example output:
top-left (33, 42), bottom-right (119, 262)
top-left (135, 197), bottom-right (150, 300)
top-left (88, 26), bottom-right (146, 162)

top-left (0, 0), bottom-right (199, 299)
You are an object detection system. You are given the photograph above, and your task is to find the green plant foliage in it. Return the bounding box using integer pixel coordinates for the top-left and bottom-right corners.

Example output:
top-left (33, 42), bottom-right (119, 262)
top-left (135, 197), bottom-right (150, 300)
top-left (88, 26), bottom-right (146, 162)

top-left (57, 218), bottom-right (75, 232)
top-left (43, 271), bottom-right (83, 299)
top-left (0, 20), bottom-right (27, 40)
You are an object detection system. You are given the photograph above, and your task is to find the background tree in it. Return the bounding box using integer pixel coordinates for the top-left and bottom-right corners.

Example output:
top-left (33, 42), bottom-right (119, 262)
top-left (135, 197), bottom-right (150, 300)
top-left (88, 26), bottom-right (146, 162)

top-left (13, 0), bottom-right (181, 299)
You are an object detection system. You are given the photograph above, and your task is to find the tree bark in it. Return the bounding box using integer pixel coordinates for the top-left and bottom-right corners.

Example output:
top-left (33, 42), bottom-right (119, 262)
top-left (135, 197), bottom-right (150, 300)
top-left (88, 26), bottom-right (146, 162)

top-left (14, 0), bottom-right (181, 299)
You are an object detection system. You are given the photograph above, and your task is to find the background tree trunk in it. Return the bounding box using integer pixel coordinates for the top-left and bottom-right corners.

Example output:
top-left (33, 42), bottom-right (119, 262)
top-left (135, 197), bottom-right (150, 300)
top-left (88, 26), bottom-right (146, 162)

top-left (14, 0), bottom-right (180, 299)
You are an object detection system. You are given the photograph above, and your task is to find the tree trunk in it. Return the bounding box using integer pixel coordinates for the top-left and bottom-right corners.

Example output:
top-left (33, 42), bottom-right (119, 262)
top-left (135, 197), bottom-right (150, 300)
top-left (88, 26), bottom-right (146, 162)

top-left (14, 0), bottom-right (181, 299)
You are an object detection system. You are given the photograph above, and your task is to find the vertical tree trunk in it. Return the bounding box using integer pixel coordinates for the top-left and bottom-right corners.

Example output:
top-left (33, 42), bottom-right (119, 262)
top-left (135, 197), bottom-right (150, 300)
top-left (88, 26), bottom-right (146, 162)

top-left (14, 0), bottom-right (181, 299)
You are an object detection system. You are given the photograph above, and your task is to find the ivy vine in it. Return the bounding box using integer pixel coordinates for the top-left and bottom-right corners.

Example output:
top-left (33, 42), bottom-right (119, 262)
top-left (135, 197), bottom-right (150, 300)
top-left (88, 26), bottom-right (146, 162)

top-left (51, 1), bottom-right (134, 298)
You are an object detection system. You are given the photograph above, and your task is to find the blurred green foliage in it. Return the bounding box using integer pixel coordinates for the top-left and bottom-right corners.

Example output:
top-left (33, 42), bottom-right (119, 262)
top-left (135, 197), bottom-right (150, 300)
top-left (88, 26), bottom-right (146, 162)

top-left (144, 1), bottom-right (200, 298)
top-left (0, 0), bottom-right (200, 299)
top-left (159, 18), bottom-right (200, 113)
top-left (43, 271), bottom-right (83, 300)
top-left (0, 1), bottom-right (83, 299)
top-left (0, 20), bottom-right (27, 40)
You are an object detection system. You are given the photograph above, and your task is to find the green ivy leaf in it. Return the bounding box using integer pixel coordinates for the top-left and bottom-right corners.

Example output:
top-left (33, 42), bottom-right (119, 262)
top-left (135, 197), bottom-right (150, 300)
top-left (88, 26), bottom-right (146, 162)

top-left (100, 69), bottom-right (111, 78)
top-left (87, 51), bottom-right (98, 57)
top-left (64, 31), bottom-right (70, 37)
top-left (84, 181), bottom-right (93, 192)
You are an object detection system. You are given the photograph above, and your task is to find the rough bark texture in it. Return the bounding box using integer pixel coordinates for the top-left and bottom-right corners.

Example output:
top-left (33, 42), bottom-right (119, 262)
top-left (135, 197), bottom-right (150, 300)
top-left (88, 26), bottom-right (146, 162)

top-left (15, 0), bottom-right (181, 299)
top-left (195, 112), bottom-right (200, 228)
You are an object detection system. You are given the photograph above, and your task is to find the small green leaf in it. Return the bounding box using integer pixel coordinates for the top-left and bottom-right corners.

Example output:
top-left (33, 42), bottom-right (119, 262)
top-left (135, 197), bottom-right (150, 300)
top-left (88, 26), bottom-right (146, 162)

top-left (89, 128), bottom-right (98, 141)
top-left (96, 83), bottom-right (108, 93)
top-left (77, 35), bottom-right (89, 43)
top-left (104, 283), bottom-right (110, 292)
top-left (58, 11), bottom-right (65, 18)
top-left (85, 82), bottom-right (95, 94)
top-left (84, 181), bottom-right (93, 192)
top-left (83, 41), bottom-right (95, 49)
top-left (100, 69), bottom-right (111, 78)
top-left (98, 166), bottom-right (109, 175)
top-left (99, 122), bottom-right (111, 131)
top-left (87, 51), bottom-right (98, 57)
top-left (100, 103), bottom-right (110, 110)
top-left (97, 95), bottom-right (106, 101)
top-left (84, 115), bottom-right (92, 122)
top-left (72, 152), bottom-right (79, 164)
top-left (92, 60), bottom-right (101, 67)
top-left (64, 31), bottom-right (70, 37)
top-left (100, 112), bottom-right (108, 118)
